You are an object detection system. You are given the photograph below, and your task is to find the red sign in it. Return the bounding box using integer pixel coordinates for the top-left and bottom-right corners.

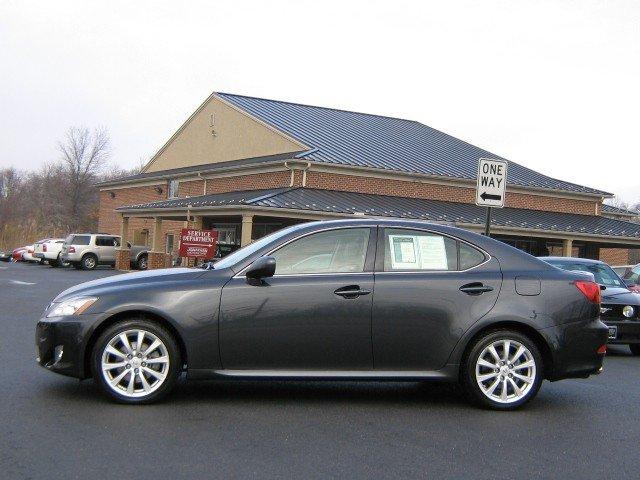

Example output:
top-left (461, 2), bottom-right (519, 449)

top-left (179, 228), bottom-right (218, 259)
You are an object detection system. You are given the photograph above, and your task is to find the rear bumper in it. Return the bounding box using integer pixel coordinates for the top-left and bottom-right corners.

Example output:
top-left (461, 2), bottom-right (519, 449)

top-left (540, 318), bottom-right (609, 381)
top-left (604, 320), bottom-right (640, 345)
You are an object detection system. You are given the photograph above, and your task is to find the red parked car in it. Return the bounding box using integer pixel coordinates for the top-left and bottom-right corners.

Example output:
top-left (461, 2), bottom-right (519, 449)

top-left (12, 247), bottom-right (28, 262)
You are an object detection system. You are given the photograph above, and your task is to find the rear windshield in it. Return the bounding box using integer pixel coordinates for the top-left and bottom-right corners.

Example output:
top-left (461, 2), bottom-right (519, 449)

top-left (547, 261), bottom-right (626, 288)
top-left (68, 235), bottom-right (91, 246)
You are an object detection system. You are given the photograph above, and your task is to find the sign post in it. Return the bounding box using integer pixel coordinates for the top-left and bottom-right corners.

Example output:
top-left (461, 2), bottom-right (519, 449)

top-left (475, 158), bottom-right (508, 237)
top-left (178, 228), bottom-right (218, 260)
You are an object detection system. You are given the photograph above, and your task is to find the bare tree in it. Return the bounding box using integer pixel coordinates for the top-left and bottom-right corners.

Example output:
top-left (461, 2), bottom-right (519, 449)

top-left (58, 127), bottom-right (111, 230)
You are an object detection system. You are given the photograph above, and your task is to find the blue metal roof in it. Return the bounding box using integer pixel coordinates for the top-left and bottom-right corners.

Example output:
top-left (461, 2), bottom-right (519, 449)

top-left (118, 187), bottom-right (640, 239)
top-left (217, 93), bottom-right (609, 196)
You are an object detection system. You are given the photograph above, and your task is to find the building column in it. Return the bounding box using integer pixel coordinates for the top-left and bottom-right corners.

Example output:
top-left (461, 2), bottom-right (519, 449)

top-left (241, 214), bottom-right (254, 247)
top-left (148, 217), bottom-right (167, 269)
top-left (563, 238), bottom-right (573, 257)
top-left (193, 215), bottom-right (203, 230)
top-left (115, 215), bottom-right (131, 270)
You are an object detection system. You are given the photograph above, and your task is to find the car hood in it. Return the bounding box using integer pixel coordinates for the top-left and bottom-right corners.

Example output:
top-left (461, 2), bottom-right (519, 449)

top-left (601, 287), bottom-right (640, 305)
top-left (53, 268), bottom-right (208, 303)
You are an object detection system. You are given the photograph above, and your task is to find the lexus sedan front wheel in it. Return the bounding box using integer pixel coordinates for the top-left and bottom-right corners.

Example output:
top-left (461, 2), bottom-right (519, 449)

top-left (462, 330), bottom-right (543, 410)
top-left (91, 319), bottom-right (181, 404)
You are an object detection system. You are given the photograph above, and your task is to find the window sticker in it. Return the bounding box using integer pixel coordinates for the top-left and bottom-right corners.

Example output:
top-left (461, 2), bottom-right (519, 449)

top-left (389, 234), bottom-right (448, 270)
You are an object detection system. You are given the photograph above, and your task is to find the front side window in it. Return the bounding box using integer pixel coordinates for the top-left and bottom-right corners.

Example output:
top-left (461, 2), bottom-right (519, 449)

top-left (384, 228), bottom-right (457, 271)
top-left (272, 228), bottom-right (370, 275)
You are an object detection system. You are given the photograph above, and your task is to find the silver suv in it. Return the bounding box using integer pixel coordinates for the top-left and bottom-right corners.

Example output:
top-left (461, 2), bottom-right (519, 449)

top-left (61, 234), bottom-right (148, 270)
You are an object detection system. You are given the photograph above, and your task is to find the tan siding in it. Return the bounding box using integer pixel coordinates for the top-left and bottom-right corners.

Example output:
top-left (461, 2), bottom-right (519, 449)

top-left (144, 96), bottom-right (303, 173)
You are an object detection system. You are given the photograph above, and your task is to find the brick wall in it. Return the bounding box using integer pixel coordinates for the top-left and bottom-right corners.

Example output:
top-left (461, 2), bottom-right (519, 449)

top-left (99, 169), bottom-right (600, 247)
top-left (305, 172), bottom-right (598, 215)
top-left (600, 248), bottom-right (630, 265)
top-left (179, 180), bottom-right (205, 197)
top-left (205, 171), bottom-right (291, 194)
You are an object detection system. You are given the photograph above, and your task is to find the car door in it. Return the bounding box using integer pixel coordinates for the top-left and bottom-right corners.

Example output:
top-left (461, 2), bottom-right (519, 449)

top-left (372, 227), bottom-right (502, 371)
top-left (95, 236), bottom-right (115, 263)
top-left (219, 227), bottom-right (376, 371)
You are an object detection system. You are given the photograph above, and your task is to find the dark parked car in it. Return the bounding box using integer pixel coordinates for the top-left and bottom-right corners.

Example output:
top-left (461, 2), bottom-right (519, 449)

top-left (0, 250), bottom-right (11, 262)
top-left (540, 257), bottom-right (640, 356)
top-left (36, 219), bottom-right (608, 409)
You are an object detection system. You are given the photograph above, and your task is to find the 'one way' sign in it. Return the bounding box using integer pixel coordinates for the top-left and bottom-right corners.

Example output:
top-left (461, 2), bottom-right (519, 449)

top-left (476, 158), bottom-right (508, 208)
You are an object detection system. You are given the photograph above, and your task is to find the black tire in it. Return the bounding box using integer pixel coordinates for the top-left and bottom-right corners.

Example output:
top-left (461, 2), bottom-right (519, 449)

top-left (629, 344), bottom-right (640, 356)
top-left (137, 254), bottom-right (148, 271)
top-left (49, 257), bottom-right (59, 268)
top-left (461, 329), bottom-right (544, 410)
top-left (81, 254), bottom-right (98, 270)
top-left (91, 319), bottom-right (181, 404)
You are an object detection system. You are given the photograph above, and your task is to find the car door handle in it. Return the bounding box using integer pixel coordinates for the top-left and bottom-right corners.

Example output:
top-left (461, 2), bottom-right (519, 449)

top-left (459, 283), bottom-right (494, 295)
top-left (334, 285), bottom-right (371, 299)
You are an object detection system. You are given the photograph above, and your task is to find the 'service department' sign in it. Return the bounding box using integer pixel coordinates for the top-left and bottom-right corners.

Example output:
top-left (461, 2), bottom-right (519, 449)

top-left (179, 228), bottom-right (218, 258)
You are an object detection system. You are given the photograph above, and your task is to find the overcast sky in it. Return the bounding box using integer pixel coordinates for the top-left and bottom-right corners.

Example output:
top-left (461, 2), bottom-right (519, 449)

top-left (1, 0), bottom-right (639, 203)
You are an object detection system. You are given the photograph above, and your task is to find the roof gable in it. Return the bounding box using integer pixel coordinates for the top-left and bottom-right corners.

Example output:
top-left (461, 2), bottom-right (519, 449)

top-left (217, 93), bottom-right (609, 196)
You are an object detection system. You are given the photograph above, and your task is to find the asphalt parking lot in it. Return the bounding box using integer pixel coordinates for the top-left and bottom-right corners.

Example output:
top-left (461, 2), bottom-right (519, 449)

top-left (1, 262), bottom-right (640, 479)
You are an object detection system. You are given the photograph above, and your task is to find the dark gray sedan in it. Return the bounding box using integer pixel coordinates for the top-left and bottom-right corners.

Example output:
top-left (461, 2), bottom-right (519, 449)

top-left (36, 219), bottom-right (608, 409)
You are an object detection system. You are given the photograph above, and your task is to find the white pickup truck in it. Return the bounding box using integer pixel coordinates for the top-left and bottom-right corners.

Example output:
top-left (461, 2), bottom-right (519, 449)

top-left (33, 238), bottom-right (69, 267)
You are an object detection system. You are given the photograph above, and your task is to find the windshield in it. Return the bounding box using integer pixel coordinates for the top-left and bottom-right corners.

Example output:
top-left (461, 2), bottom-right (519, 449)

top-left (212, 225), bottom-right (302, 271)
top-left (548, 261), bottom-right (626, 288)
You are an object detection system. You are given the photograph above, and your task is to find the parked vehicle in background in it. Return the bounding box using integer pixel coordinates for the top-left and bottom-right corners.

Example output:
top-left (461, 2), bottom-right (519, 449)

top-left (0, 250), bottom-right (11, 262)
top-left (38, 219), bottom-right (608, 409)
top-left (22, 244), bottom-right (40, 263)
top-left (12, 247), bottom-right (27, 262)
top-left (613, 264), bottom-right (640, 293)
top-left (33, 238), bottom-right (69, 267)
top-left (61, 234), bottom-right (148, 270)
top-left (540, 257), bottom-right (640, 356)
top-left (130, 248), bottom-right (149, 271)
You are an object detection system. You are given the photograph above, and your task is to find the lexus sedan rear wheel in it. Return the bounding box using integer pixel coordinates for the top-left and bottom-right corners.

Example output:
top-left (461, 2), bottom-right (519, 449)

top-left (463, 330), bottom-right (543, 410)
top-left (92, 320), bottom-right (181, 404)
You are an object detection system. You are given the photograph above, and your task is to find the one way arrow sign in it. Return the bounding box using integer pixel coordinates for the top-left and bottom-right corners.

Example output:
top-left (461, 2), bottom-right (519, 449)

top-left (476, 158), bottom-right (508, 208)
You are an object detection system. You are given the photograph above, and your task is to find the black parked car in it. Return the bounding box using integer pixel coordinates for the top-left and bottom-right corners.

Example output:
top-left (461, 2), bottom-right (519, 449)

top-left (540, 257), bottom-right (640, 356)
top-left (36, 219), bottom-right (608, 409)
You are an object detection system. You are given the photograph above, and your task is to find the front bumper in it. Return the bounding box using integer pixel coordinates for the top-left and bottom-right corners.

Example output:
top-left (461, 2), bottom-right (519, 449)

top-left (604, 319), bottom-right (640, 345)
top-left (35, 314), bottom-right (103, 379)
top-left (540, 318), bottom-right (609, 381)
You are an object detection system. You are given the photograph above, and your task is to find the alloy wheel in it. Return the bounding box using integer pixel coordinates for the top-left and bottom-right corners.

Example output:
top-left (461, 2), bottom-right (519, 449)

top-left (100, 329), bottom-right (170, 398)
top-left (475, 339), bottom-right (536, 404)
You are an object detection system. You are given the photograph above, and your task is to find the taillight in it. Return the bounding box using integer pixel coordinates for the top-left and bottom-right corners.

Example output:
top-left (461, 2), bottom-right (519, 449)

top-left (68, 246), bottom-right (76, 253)
top-left (575, 280), bottom-right (601, 304)
top-left (43, 244), bottom-right (47, 252)
top-left (597, 344), bottom-right (607, 354)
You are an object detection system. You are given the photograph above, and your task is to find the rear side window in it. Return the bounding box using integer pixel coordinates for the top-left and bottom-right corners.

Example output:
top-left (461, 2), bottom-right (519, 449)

top-left (459, 243), bottom-right (486, 270)
top-left (382, 229), bottom-right (486, 272)
top-left (96, 236), bottom-right (117, 247)
top-left (383, 229), bottom-right (457, 271)
top-left (70, 235), bottom-right (90, 245)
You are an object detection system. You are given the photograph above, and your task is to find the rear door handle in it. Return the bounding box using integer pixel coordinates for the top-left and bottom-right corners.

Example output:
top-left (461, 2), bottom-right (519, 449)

top-left (334, 285), bottom-right (371, 299)
top-left (459, 283), bottom-right (494, 295)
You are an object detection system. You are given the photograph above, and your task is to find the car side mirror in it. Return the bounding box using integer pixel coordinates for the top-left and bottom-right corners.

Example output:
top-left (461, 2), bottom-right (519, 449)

top-left (245, 256), bottom-right (276, 280)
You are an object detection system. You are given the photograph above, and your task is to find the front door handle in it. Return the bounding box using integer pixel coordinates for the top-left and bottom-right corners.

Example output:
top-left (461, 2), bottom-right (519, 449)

top-left (459, 282), bottom-right (494, 295)
top-left (334, 285), bottom-right (371, 299)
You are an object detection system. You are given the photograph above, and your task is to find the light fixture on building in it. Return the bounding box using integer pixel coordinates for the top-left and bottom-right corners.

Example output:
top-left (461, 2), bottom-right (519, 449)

top-left (155, 186), bottom-right (163, 195)
top-left (109, 191), bottom-right (116, 199)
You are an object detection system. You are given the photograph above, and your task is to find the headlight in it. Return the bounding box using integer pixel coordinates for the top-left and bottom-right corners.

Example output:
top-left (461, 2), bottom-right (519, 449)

top-left (46, 297), bottom-right (98, 318)
top-left (623, 305), bottom-right (635, 318)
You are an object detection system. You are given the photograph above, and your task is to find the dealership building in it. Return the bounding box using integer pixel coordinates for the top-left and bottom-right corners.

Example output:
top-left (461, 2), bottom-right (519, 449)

top-left (97, 92), bottom-right (640, 269)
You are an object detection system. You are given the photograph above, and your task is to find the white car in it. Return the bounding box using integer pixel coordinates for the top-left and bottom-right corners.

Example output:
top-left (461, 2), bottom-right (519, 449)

top-left (33, 238), bottom-right (69, 267)
top-left (22, 244), bottom-right (39, 263)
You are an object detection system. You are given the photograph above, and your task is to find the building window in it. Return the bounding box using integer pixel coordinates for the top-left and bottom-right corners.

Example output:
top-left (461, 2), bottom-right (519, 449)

top-left (166, 234), bottom-right (175, 254)
top-left (168, 179), bottom-right (179, 199)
